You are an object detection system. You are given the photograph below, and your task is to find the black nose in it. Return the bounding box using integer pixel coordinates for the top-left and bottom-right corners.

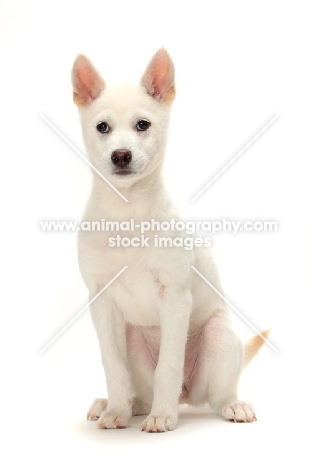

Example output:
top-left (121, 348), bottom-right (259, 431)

top-left (111, 149), bottom-right (132, 167)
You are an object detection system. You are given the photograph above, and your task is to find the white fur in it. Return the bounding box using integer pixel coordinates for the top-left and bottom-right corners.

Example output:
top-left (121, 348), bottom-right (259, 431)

top-left (73, 50), bottom-right (256, 432)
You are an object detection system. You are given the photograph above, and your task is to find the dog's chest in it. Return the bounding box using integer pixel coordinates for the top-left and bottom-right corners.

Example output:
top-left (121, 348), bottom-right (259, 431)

top-left (80, 239), bottom-right (168, 326)
top-left (110, 264), bottom-right (163, 326)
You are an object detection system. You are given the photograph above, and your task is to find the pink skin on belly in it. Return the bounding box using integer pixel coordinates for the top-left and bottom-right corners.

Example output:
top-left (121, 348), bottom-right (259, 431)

top-left (126, 323), bottom-right (208, 397)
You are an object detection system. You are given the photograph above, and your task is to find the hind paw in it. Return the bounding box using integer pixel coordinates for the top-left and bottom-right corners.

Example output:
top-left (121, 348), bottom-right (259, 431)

top-left (222, 401), bottom-right (256, 422)
top-left (87, 398), bottom-right (108, 421)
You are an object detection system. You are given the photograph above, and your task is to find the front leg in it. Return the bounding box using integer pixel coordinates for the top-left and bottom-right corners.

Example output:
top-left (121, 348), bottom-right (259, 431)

top-left (90, 292), bottom-right (132, 429)
top-left (141, 289), bottom-right (192, 432)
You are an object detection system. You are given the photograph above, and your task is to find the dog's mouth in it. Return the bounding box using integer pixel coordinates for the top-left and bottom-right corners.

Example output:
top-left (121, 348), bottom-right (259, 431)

top-left (113, 170), bottom-right (136, 176)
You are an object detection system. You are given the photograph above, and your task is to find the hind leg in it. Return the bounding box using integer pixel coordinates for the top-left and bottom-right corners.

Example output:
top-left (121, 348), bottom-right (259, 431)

top-left (188, 312), bottom-right (256, 422)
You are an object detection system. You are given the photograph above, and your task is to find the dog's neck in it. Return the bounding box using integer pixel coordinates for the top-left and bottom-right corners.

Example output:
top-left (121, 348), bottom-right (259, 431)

top-left (90, 167), bottom-right (173, 221)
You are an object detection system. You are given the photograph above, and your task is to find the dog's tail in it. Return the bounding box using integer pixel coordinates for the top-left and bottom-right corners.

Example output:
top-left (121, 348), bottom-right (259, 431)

top-left (244, 329), bottom-right (271, 367)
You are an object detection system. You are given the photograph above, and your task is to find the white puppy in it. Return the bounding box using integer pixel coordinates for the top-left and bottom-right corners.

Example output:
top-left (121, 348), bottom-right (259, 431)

top-left (72, 49), bottom-right (267, 432)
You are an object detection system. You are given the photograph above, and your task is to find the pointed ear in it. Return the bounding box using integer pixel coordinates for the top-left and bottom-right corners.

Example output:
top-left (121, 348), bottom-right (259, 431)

top-left (71, 54), bottom-right (105, 106)
top-left (141, 48), bottom-right (176, 104)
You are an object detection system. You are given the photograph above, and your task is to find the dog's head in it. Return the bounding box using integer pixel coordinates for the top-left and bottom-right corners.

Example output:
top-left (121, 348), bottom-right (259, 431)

top-left (72, 49), bottom-right (175, 188)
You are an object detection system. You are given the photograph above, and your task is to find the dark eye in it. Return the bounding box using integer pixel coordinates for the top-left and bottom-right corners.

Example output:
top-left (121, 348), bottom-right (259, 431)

top-left (96, 122), bottom-right (110, 134)
top-left (136, 120), bottom-right (151, 131)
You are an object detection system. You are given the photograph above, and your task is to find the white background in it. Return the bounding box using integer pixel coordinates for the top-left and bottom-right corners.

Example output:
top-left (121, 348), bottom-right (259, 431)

top-left (1, 0), bottom-right (311, 466)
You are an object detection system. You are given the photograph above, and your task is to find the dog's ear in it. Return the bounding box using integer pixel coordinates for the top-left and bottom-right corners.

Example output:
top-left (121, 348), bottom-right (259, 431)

top-left (71, 55), bottom-right (105, 106)
top-left (141, 48), bottom-right (175, 104)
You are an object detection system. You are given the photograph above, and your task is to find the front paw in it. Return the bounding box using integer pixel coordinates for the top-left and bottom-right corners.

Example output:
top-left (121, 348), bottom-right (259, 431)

top-left (97, 410), bottom-right (130, 429)
top-left (141, 413), bottom-right (177, 432)
top-left (222, 401), bottom-right (256, 422)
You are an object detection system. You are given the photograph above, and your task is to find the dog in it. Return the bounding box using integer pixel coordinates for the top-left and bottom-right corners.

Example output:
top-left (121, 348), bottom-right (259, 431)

top-left (71, 48), bottom-right (268, 432)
